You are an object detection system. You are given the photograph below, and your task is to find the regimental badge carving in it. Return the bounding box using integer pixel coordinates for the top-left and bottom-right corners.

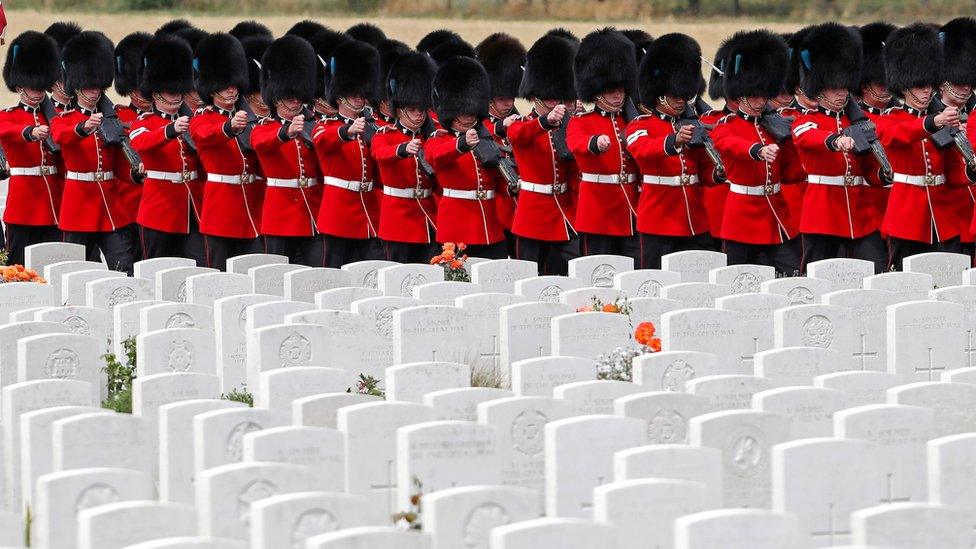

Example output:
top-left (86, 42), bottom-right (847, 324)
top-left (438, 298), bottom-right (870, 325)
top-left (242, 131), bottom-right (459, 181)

top-left (75, 483), bottom-right (119, 515)
top-left (166, 312), bottom-right (196, 329)
top-left (176, 282), bottom-right (188, 303)
top-left (375, 307), bottom-right (396, 339)
top-left (108, 286), bottom-right (136, 307)
top-left (279, 333), bottom-right (312, 366)
top-left (539, 285), bottom-right (563, 303)
top-left (166, 339), bottom-right (193, 372)
top-left (661, 359), bottom-right (695, 392)
top-left (400, 274), bottom-right (427, 297)
top-left (290, 509), bottom-right (338, 549)
top-left (237, 480), bottom-right (278, 526)
top-left (45, 348), bottom-right (80, 379)
top-left (364, 269), bottom-right (379, 289)
top-left (786, 286), bottom-right (814, 305)
top-left (728, 430), bottom-right (765, 477)
top-left (801, 315), bottom-right (834, 348)
top-left (238, 306), bottom-right (249, 329)
top-left (463, 503), bottom-right (511, 549)
top-left (591, 264), bottom-right (616, 287)
top-left (731, 272), bottom-right (761, 294)
top-left (63, 315), bottom-right (91, 335)
top-left (511, 410), bottom-right (547, 456)
top-left (648, 409), bottom-right (687, 444)
top-left (636, 280), bottom-right (662, 298)
top-left (226, 421), bottom-right (262, 461)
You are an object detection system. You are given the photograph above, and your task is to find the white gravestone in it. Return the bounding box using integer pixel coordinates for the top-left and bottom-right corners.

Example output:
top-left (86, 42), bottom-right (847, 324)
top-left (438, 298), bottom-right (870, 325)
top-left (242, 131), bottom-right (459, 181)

top-left (633, 351), bottom-right (722, 392)
top-left (213, 294), bottom-right (277, 394)
top-left (248, 264), bottom-right (307, 297)
top-left (510, 356), bottom-right (594, 398)
top-left (613, 444), bottom-right (723, 505)
top-left (44, 260), bottom-right (106, 301)
top-left (709, 264), bottom-right (775, 294)
top-left (17, 333), bottom-right (102, 400)
top-left (351, 295), bottom-right (422, 341)
top-left (807, 258), bottom-right (875, 291)
top-left (514, 275), bottom-right (587, 303)
top-left (551, 312), bottom-right (632, 361)
top-left (931, 284), bottom-right (976, 369)
top-left (568, 255), bottom-right (634, 288)
top-left (284, 309), bottom-right (392, 382)
top-left (686, 374), bottom-right (772, 412)
top-left (306, 527), bottom-right (432, 549)
top-left (674, 509), bottom-right (802, 549)
top-left (823, 289), bottom-right (899, 373)
top-left (52, 412), bottom-right (154, 476)
top-left (661, 250), bottom-right (727, 283)
top-left (753, 386), bottom-right (844, 438)
top-left (155, 266), bottom-right (217, 302)
top-left (490, 517), bottom-right (622, 549)
top-left (342, 259), bottom-right (398, 289)
top-left (255, 367), bottom-right (353, 412)
top-left (0, 282), bottom-right (55, 323)
top-left (471, 259), bottom-right (537, 293)
top-left (292, 393), bottom-right (381, 430)
top-left (928, 433), bottom-right (976, 523)
top-left (249, 491), bottom-right (369, 549)
top-left (774, 303), bottom-right (855, 356)
top-left (850, 502), bottom-right (974, 548)
top-left (716, 293), bottom-right (787, 370)
top-left (814, 370), bottom-right (903, 408)
top-left (77, 500), bottom-right (196, 549)
top-left (0, 321), bottom-right (67, 393)
top-left (903, 252), bottom-right (970, 289)
top-left (614, 391), bottom-right (709, 445)
top-left (133, 256), bottom-right (194, 281)
top-left (186, 272), bottom-right (251, 307)
top-left (423, 485), bottom-right (539, 549)
top-left (225, 253), bottom-right (287, 275)
top-left (246, 323), bottom-right (333, 395)
top-left (754, 347), bottom-right (852, 388)
top-left (458, 292), bottom-right (526, 384)
top-left (393, 305), bottom-right (470, 364)
top-left (192, 407), bottom-right (289, 474)
top-left (411, 281), bottom-right (484, 306)
top-left (499, 301), bottom-right (573, 371)
top-left (888, 381), bottom-right (976, 437)
top-left (557, 286), bottom-right (628, 310)
top-left (661, 282), bottom-right (730, 309)
top-left (140, 302), bottom-right (213, 333)
top-left (662, 309), bottom-right (745, 375)
top-left (386, 362), bottom-right (470, 403)
top-left (135, 328), bottom-right (216, 377)
top-left (864, 271), bottom-right (933, 301)
top-left (594, 478), bottom-right (717, 549)
top-left (377, 264), bottom-right (443, 297)
top-left (86, 276), bottom-right (153, 309)
top-left (315, 286), bottom-right (381, 311)
top-left (34, 305), bottom-right (111, 354)
top-left (113, 300), bottom-right (165, 358)
top-left (552, 380), bottom-right (641, 415)
top-left (423, 387), bottom-right (512, 421)
top-left (887, 301), bottom-right (965, 382)
top-left (25, 241), bottom-right (86, 274)
top-left (62, 269), bottom-right (124, 305)
top-left (284, 268), bottom-right (352, 304)
top-left (242, 425), bottom-right (345, 492)
top-left (614, 269), bottom-right (682, 298)
top-left (761, 276), bottom-right (832, 306)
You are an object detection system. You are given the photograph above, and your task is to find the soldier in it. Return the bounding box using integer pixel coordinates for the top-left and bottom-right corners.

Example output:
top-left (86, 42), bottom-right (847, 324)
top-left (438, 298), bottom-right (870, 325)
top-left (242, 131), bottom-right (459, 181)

top-left (155, 19), bottom-right (194, 36)
top-left (416, 29), bottom-right (462, 56)
top-left (371, 51), bottom-right (439, 263)
top-left (189, 33), bottom-right (264, 271)
top-left (701, 35), bottom-right (737, 248)
top-left (312, 39), bottom-right (383, 267)
top-left (778, 28), bottom-right (814, 225)
top-left (425, 56), bottom-right (508, 258)
top-left (43, 22), bottom-right (82, 112)
top-left (51, 31), bottom-right (137, 273)
top-left (251, 36), bottom-right (323, 266)
top-left (372, 39), bottom-right (410, 127)
top-left (346, 22), bottom-right (386, 47)
top-left (0, 31), bottom-right (64, 265)
top-left (566, 28), bottom-right (640, 260)
top-left (711, 30), bottom-right (800, 274)
top-left (228, 20), bottom-right (272, 41)
top-left (307, 28), bottom-right (351, 120)
top-left (240, 34), bottom-right (272, 119)
top-left (879, 24), bottom-right (961, 268)
top-left (626, 33), bottom-right (718, 269)
top-left (508, 33), bottom-right (580, 275)
top-left (173, 28), bottom-right (208, 113)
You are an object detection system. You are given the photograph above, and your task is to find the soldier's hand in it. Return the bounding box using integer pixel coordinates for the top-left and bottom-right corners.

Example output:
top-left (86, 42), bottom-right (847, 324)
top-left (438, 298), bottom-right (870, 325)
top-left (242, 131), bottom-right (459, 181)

top-left (675, 124), bottom-right (695, 147)
top-left (596, 134), bottom-right (611, 152)
top-left (348, 117), bottom-right (367, 136)
top-left (936, 107), bottom-right (961, 128)
top-left (503, 114), bottom-right (519, 128)
top-left (759, 144), bottom-right (779, 162)
top-left (405, 138), bottom-right (421, 156)
top-left (287, 114), bottom-right (305, 138)
top-left (547, 104), bottom-right (567, 125)
top-left (465, 128), bottom-right (480, 147)
top-left (84, 113), bottom-right (103, 132)
top-left (31, 125), bottom-right (50, 141)
top-left (834, 135), bottom-right (856, 153)
top-left (231, 111), bottom-right (248, 132)
top-left (137, 162), bottom-right (146, 175)
top-left (173, 116), bottom-right (190, 134)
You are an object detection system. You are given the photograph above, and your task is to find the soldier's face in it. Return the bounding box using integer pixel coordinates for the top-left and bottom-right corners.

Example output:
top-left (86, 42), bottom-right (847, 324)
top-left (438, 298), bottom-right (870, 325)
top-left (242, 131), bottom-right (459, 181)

top-left (942, 82), bottom-right (973, 107)
top-left (598, 88), bottom-right (626, 110)
top-left (452, 114), bottom-right (477, 132)
top-left (770, 91), bottom-right (793, 109)
top-left (491, 97), bottom-right (515, 116)
top-left (76, 88), bottom-right (102, 107)
top-left (213, 86), bottom-right (239, 109)
top-left (17, 88), bottom-right (45, 107)
top-left (277, 98), bottom-right (303, 118)
top-left (183, 91), bottom-right (202, 110)
top-left (818, 88), bottom-right (849, 110)
top-left (906, 85), bottom-right (933, 108)
top-left (400, 106), bottom-right (426, 129)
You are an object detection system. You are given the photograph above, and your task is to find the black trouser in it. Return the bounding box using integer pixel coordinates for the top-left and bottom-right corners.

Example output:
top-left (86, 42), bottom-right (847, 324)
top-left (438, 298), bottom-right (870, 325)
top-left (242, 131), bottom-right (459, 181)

top-left (801, 231), bottom-right (887, 274)
top-left (63, 227), bottom-right (138, 274)
top-left (140, 216), bottom-right (207, 268)
top-left (515, 234), bottom-right (580, 276)
top-left (505, 230), bottom-right (517, 263)
top-left (265, 235), bottom-right (325, 267)
top-left (206, 235), bottom-right (265, 271)
top-left (461, 241), bottom-right (508, 260)
top-left (580, 233), bottom-right (640, 264)
top-left (4, 224), bottom-right (62, 266)
top-left (383, 240), bottom-right (440, 265)
top-left (639, 232), bottom-right (715, 270)
top-left (888, 235), bottom-right (963, 271)
top-left (724, 237), bottom-right (802, 277)
top-left (322, 235), bottom-right (385, 268)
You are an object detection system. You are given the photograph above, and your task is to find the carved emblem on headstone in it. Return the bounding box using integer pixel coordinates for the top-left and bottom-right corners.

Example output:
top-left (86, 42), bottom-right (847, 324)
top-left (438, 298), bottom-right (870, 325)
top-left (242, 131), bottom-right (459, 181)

top-left (63, 315), bottom-right (91, 335)
top-left (108, 286), bottom-right (136, 307)
top-left (648, 409), bottom-right (687, 443)
top-left (511, 410), bottom-right (547, 456)
top-left (166, 339), bottom-right (193, 372)
top-left (730, 433), bottom-right (764, 476)
top-left (785, 286), bottom-right (814, 305)
top-left (75, 483), bottom-right (119, 515)
top-left (661, 359), bottom-right (695, 392)
top-left (539, 285), bottom-right (563, 303)
top-left (731, 272), bottom-right (761, 294)
top-left (636, 279), bottom-right (662, 298)
top-left (363, 269), bottom-right (379, 290)
top-left (591, 264), bottom-right (616, 287)
top-left (463, 503), bottom-right (511, 549)
top-left (238, 306), bottom-right (250, 329)
top-left (237, 479), bottom-right (278, 526)
top-left (802, 315), bottom-right (834, 348)
top-left (375, 307), bottom-right (396, 339)
top-left (225, 421), bottom-right (262, 461)
top-left (166, 312), bottom-right (196, 329)
top-left (279, 333), bottom-right (312, 366)
top-left (400, 274), bottom-right (427, 297)
top-left (44, 348), bottom-right (79, 379)
top-left (290, 508), bottom-right (339, 549)
top-left (176, 282), bottom-right (188, 303)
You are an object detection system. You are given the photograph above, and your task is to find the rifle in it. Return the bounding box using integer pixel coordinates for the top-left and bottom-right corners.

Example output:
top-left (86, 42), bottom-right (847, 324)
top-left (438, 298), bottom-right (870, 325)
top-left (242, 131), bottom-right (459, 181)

top-left (551, 123), bottom-right (573, 161)
top-left (38, 96), bottom-right (61, 153)
top-left (0, 145), bottom-right (9, 180)
top-left (678, 98), bottom-right (725, 176)
top-left (843, 100), bottom-right (893, 177)
top-left (234, 97), bottom-right (260, 153)
top-left (177, 104), bottom-right (197, 153)
top-left (623, 97), bottom-right (640, 122)
top-left (96, 95), bottom-right (144, 184)
top-left (415, 117), bottom-right (436, 180)
top-left (759, 105), bottom-right (794, 143)
top-left (361, 106), bottom-right (379, 146)
top-left (299, 107), bottom-right (317, 145)
top-left (497, 142), bottom-right (520, 193)
top-left (473, 122), bottom-right (520, 189)
top-left (928, 96), bottom-right (976, 169)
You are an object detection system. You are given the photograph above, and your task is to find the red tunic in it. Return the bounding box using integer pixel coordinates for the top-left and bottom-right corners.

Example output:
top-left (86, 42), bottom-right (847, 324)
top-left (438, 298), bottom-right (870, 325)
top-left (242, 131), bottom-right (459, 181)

top-left (711, 111), bottom-right (798, 244)
top-left (625, 112), bottom-right (711, 237)
top-left (312, 115), bottom-right (380, 239)
top-left (0, 104), bottom-right (63, 226)
top-left (859, 103), bottom-right (890, 234)
top-left (51, 107), bottom-right (134, 232)
top-left (251, 118), bottom-right (321, 237)
top-left (778, 106), bottom-right (807, 223)
top-left (371, 123), bottom-right (437, 244)
top-left (189, 106), bottom-right (264, 239)
top-left (566, 109), bottom-right (638, 236)
top-left (702, 108), bottom-right (732, 238)
top-left (114, 104), bottom-right (144, 226)
top-left (129, 111), bottom-right (204, 234)
top-left (484, 116), bottom-right (517, 232)
top-left (508, 111), bottom-right (577, 241)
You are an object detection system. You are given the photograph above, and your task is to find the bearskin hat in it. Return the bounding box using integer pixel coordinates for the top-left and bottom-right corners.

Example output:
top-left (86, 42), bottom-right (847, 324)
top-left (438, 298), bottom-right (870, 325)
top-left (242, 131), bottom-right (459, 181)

top-left (374, 39), bottom-right (410, 103)
top-left (575, 27), bottom-right (637, 102)
top-left (174, 27), bottom-right (208, 52)
top-left (61, 31), bottom-right (115, 92)
top-left (783, 28), bottom-right (812, 94)
top-left (229, 20), bottom-right (273, 41)
top-left (308, 28), bottom-right (352, 100)
top-left (240, 34), bottom-right (272, 96)
top-left (113, 32), bottom-right (151, 96)
top-left (155, 19), bottom-right (194, 36)
top-left (327, 40), bottom-right (379, 104)
top-left (44, 21), bottom-right (82, 51)
top-left (261, 35), bottom-right (317, 106)
top-left (941, 17), bottom-right (976, 86)
top-left (520, 33), bottom-right (577, 101)
top-left (433, 56), bottom-right (490, 124)
top-left (859, 22), bottom-right (896, 89)
top-left (707, 34), bottom-right (735, 100)
top-left (3, 31), bottom-right (60, 93)
top-left (347, 23), bottom-right (386, 47)
top-left (638, 33), bottom-right (703, 106)
top-left (798, 23), bottom-right (862, 98)
top-left (476, 33), bottom-right (526, 99)
top-left (546, 28), bottom-right (579, 46)
top-left (417, 29), bottom-right (461, 55)
top-left (884, 23), bottom-right (943, 95)
top-left (140, 34), bottom-right (193, 96)
top-left (195, 33), bottom-right (248, 103)
top-left (287, 20), bottom-right (326, 41)
top-left (430, 38), bottom-right (476, 66)
top-left (722, 29), bottom-right (788, 100)
top-left (621, 28), bottom-right (653, 64)
top-left (388, 50), bottom-right (437, 113)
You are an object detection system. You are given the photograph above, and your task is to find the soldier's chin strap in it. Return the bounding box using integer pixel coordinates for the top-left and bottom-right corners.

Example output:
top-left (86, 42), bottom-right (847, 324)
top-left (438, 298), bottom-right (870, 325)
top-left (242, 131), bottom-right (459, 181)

top-left (815, 91), bottom-right (849, 113)
top-left (75, 89), bottom-right (102, 110)
top-left (397, 107), bottom-right (425, 131)
top-left (657, 96), bottom-right (686, 116)
top-left (17, 88), bottom-right (44, 107)
top-left (152, 92), bottom-right (184, 112)
top-left (941, 81), bottom-right (972, 105)
top-left (595, 94), bottom-right (623, 114)
top-left (739, 96), bottom-right (766, 115)
top-left (338, 97), bottom-right (366, 115)
top-left (864, 82), bottom-right (892, 104)
top-left (905, 88), bottom-right (934, 109)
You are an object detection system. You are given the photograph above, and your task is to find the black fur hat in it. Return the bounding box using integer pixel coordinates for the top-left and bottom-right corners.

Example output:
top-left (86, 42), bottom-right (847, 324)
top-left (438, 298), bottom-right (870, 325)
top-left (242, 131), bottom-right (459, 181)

top-left (308, 28), bottom-right (352, 100)
top-left (240, 34), bottom-right (272, 95)
top-left (707, 34), bottom-right (735, 100)
top-left (519, 33), bottom-right (577, 101)
top-left (4, 31), bottom-right (60, 93)
top-left (417, 29), bottom-right (462, 55)
top-left (347, 23), bottom-right (386, 47)
top-left (884, 23), bottom-right (943, 95)
top-left (114, 32), bottom-right (151, 96)
top-left (155, 19), bottom-right (194, 36)
top-left (261, 35), bottom-right (317, 106)
top-left (174, 27), bottom-right (208, 52)
top-left (140, 34), bottom-right (193, 96)
top-left (61, 31), bottom-right (115, 92)
top-left (327, 39), bottom-right (379, 103)
top-left (287, 20), bottom-right (326, 41)
top-left (638, 33), bottom-right (703, 106)
top-left (546, 28), bottom-right (579, 46)
top-left (941, 17), bottom-right (976, 86)
top-left (621, 29), bottom-right (653, 64)
top-left (799, 23), bottom-right (863, 98)
top-left (476, 33), bottom-right (526, 99)
top-left (388, 50), bottom-right (437, 112)
top-left (430, 38), bottom-right (476, 66)
top-left (229, 20), bottom-right (273, 41)
top-left (859, 22), bottom-right (896, 89)
top-left (44, 21), bottom-right (82, 51)
top-left (722, 29), bottom-right (788, 100)
top-left (784, 28), bottom-right (812, 94)
top-left (575, 27), bottom-right (637, 102)
top-left (374, 39), bottom-right (410, 103)
top-left (433, 56), bottom-right (490, 124)
top-left (195, 33), bottom-right (249, 103)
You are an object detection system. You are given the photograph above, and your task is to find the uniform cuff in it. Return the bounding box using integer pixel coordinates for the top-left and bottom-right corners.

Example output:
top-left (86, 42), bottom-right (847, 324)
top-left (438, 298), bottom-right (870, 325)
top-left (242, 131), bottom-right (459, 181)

top-left (493, 119), bottom-right (507, 139)
top-left (165, 123), bottom-right (179, 140)
top-left (456, 136), bottom-right (473, 153)
top-left (222, 120), bottom-right (240, 138)
top-left (277, 124), bottom-right (292, 142)
top-left (664, 133), bottom-right (680, 156)
top-left (75, 122), bottom-right (92, 137)
top-left (924, 114), bottom-right (939, 134)
top-left (396, 142), bottom-right (410, 158)
top-left (749, 143), bottom-right (764, 161)
top-left (539, 115), bottom-right (558, 131)
top-left (825, 133), bottom-right (840, 151)
top-left (339, 124), bottom-right (353, 142)
top-left (588, 136), bottom-right (603, 155)
top-left (22, 126), bottom-right (36, 142)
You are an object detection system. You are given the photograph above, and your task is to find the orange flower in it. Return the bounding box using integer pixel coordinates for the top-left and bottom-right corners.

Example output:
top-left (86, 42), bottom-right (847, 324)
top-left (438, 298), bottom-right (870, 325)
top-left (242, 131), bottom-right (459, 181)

top-left (602, 303), bottom-right (620, 313)
top-left (449, 259), bottom-right (463, 269)
top-left (443, 250), bottom-right (456, 261)
top-left (443, 242), bottom-right (456, 253)
top-left (458, 243), bottom-right (467, 251)
top-left (576, 306), bottom-right (592, 312)
top-left (634, 322), bottom-right (656, 345)
top-left (649, 337), bottom-right (662, 352)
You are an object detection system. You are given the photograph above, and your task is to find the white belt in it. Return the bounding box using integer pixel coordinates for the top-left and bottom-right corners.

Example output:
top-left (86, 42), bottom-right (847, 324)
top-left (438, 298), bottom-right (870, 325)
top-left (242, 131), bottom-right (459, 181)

top-left (265, 176), bottom-right (319, 189)
top-left (807, 174), bottom-right (865, 187)
top-left (208, 173), bottom-right (257, 185)
top-left (10, 166), bottom-right (57, 176)
top-left (442, 188), bottom-right (496, 200)
top-left (729, 182), bottom-right (782, 196)
top-left (145, 170), bottom-right (198, 183)
top-left (892, 173), bottom-right (946, 187)
top-left (384, 186), bottom-right (432, 199)
top-left (66, 170), bottom-right (114, 182)
top-left (642, 174), bottom-right (699, 186)
top-left (519, 180), bottom-right (568, 195)
top-left (323, 176), bottom-right (374, 193)
top-left (581, 173), bottom-right (637, 184)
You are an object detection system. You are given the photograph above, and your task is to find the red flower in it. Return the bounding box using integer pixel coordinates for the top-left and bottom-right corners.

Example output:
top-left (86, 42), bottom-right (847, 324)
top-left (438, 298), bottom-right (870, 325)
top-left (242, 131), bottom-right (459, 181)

top-left (634, 321), bottom-right (656, 345)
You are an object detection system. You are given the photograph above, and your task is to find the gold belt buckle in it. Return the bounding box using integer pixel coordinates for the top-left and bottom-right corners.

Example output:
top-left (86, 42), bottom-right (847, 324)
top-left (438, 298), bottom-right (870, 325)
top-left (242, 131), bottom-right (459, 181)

top-left (39, 166), bottom-right (53, 176)
top-left (924, 174), bottom-right (935, 186)
top-left (554, 183), bottom-right (566, 195)
top-left (181, 171), bottom-right (192, 182)
top-left (93, 171), bottom-right (105, 182)
top-left (412, 187), bottom-right (425, 199)
top-left (844, 175), bottom-right (855, 186)
top-left (239, 172), bottom-right (249, 184)
top-left (476, 189), bottom-right (488, 200)
top-left (359, 181), bottom-right (371, 192)
top-left (764, 183), bottom-right (774, 195)
top-left (298, 176), bottom-right (309, 188)
top-left (680, 174), bottom-right (692, 186)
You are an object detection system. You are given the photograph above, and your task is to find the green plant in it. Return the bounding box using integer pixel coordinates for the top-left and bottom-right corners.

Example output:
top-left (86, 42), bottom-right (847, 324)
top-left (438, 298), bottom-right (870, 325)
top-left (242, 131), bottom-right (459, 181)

top-left (101, 336), bottom-right (136, 413)
top-left (347, 373), bottom-right (385, 398)
top-left (221, 389), bottom-right (254, 407)
top-left (470, 364), bottom-right (506, 389)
